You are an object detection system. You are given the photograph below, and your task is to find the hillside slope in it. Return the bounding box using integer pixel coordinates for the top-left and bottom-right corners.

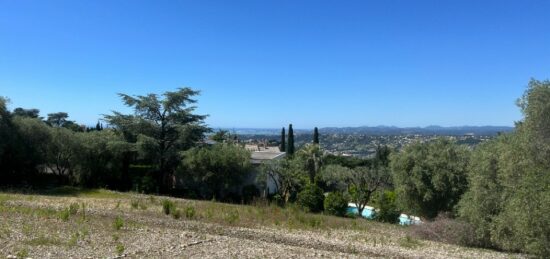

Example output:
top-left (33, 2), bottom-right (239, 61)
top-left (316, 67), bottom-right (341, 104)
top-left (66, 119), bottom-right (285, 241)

top-left (0, 189), bottom-right (524, 258)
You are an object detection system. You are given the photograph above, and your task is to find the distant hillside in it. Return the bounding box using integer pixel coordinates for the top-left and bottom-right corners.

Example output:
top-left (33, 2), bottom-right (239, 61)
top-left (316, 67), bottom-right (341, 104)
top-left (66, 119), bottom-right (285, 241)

top-left (226, 126), bottom-right (514, 136)
top-left (320, 125), bottom-right (514, 136)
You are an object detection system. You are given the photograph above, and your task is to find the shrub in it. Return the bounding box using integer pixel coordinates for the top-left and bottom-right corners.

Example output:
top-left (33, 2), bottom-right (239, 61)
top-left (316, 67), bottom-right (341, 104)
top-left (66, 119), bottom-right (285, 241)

top-left (410, 213), bottom-right (477, 247)
top-left (113, 216), bottom-right (124, 231)
top-left (116, 243), bottom-right (125, 255)
top-left (184, 206), bottom-right (196, 219)
top-left (162, 199), bottom-right (175, 215)
top-left (324, 192), bottom-right (348, 217)
top-left (59, 209), bottom-right (70, 221)
top-left (375, 191), bottom-right (400, 223)
top-left (171, 209), bottom-right (182, 219)
top-left (241, 184), bottom-right (260, 204)
top-left (296, 184), bottom-right (325, 213)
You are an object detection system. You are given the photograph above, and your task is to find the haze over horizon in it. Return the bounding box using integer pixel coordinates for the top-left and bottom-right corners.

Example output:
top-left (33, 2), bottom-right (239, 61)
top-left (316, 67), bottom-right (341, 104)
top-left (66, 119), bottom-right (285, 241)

top-left (2, 1), bottom-right (549, 128)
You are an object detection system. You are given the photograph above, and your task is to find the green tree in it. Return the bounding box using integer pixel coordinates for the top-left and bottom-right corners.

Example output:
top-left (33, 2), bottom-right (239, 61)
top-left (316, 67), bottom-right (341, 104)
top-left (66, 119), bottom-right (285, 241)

top-left (0, 98), bottom-right (13, 175)
top-left (297, 143), bottom-right (323, 183)
top-left (258, 158), bottom-right (307, 204)
top-left (297, 183), bottom-right (325, 213)
top-left (181, 144), bottom-right (251, 199)
top-left (287, 124), bottom-right (295, 155)
top-left (46, 112), bottom-right (69, 127)
top-left (391, 138), bottom-right (470, 219)
top-left (280, 127), bottom-right (286, 152)
top-left (105, 87), bottom-right (209, 191)
top-left (313, 127), bottom-right (319, 144)
top-left (11, 117), bottom-right (51, 175)
top-left (95, 121), bottom-right (103, 131)
top-left (72, 130), bottom-right (133, 188)
top-left (458, 79), bottom-right (550, 256)
top-left (45, 127), bottom-right (80, 182)
top-left (324, 192), bottom-right (348, 216)
top-left (320, 163), bottom-right (390, 215)
top-left (374, 190), bottom-right (400, 223)
top-left (13, 108), bottom-right (40, 119)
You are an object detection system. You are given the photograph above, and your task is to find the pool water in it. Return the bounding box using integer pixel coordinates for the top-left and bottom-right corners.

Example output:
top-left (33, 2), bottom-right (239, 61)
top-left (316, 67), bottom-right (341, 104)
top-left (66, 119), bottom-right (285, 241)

top-left (346, 206), bottom-right (375, 219)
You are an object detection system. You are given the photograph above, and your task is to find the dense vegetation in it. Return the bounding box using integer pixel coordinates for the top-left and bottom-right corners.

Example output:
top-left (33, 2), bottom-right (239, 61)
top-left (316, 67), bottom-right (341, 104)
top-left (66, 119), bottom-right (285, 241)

top-left (1, 79), bottom-right (549, 256)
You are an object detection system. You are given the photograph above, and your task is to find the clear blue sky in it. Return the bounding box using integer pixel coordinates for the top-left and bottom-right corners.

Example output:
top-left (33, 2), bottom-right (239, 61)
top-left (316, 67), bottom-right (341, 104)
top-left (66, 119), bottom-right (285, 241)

top-left (1, 0), bottom-right (549, 128)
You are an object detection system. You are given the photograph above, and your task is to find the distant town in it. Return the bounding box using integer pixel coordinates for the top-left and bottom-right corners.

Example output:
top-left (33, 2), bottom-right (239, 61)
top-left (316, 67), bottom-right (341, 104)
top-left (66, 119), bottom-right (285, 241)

top-left (231, 125), bottom-right (512, 158)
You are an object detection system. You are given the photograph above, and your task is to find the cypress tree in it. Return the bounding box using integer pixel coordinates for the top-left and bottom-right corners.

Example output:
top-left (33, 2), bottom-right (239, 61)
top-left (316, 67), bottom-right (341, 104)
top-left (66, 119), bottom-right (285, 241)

top-left (313, 127), bottom-right (319, 144)
top-left (280, 127), bottom-right (286, 152)
top-left (288, 124), bottom-right (295, 155)
top-left (95, 121), bottom-right (101, 131)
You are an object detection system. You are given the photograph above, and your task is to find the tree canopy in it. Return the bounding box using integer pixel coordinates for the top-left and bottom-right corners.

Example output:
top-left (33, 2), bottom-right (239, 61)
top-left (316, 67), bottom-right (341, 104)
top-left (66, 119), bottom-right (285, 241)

top-left (104, 87), bottom-right (209, 191)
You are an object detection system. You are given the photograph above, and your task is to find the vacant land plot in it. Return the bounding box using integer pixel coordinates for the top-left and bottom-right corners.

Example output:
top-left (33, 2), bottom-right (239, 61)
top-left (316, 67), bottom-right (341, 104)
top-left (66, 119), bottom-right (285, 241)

top-left (0, 188), bottom-right (524, 258)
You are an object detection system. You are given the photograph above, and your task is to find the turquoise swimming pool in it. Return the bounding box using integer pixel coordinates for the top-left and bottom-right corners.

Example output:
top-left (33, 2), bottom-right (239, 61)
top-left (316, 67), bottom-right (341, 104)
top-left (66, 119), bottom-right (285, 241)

top-left (346, 206), bottom-right (376, 219)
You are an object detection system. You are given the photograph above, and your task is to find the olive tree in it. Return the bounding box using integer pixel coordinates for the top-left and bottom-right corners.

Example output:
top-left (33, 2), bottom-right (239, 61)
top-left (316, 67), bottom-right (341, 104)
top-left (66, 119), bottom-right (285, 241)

top-left (390, 138), bottom-right (470, 219)
top-left (320, 164), bottom-right (391, 215)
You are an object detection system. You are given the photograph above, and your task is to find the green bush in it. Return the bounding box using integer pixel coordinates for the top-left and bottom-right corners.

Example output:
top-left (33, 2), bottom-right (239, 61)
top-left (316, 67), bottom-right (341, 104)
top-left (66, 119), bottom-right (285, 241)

top-left (184, 206), bottom-right (196, 219)
top-left (241, 184), bottom-right (260, 204)
top-left (375, 191), bottom-right (400, 223)
top-left (58, 209), bottom-right (70, 221)
top-left (113, 216), bottom-right (124, 230)
top-left (162, 199), bottom-right (175, 215)
top-left (296, 184), bottom-right (325, 213)
top-left (171, 209), bottom-right (182, 219)
top-left (324, 192), bottom-right (348, 217)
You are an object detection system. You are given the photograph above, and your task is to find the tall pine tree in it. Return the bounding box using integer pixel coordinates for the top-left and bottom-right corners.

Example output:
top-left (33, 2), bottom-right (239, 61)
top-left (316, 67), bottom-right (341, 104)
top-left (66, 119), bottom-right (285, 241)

top-left (280, 127), bottom-right (286, 152)
top-left (313, 127), bottom-right (319, 144)
top-left (287, 124), bottom-right (295, 155)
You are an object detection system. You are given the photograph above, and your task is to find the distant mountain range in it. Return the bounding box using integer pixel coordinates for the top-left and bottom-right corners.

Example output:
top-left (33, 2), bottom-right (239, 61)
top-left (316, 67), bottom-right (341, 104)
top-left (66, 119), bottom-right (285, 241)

top-left (223, 126), bottom-right (514, 136)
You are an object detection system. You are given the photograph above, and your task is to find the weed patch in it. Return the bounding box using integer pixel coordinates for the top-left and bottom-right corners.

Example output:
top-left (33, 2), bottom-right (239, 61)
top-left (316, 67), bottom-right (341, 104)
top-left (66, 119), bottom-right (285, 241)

top-left (113, 216), bottom-right (124, 231)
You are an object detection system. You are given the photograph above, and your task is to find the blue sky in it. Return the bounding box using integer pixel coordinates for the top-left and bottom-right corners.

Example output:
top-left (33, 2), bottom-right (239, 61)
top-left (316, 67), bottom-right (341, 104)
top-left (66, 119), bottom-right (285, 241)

top-left (1, 0), bottom-right (549, 128)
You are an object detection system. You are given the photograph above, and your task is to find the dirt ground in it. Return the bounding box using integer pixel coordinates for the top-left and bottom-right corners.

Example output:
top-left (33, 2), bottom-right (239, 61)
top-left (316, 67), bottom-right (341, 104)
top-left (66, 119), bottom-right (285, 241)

top-left (0, 190), bottom-right (526, 258)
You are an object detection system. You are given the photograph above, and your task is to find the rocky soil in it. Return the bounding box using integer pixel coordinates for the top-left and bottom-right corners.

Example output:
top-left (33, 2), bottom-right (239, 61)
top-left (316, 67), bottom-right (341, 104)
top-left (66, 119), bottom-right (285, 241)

top-left (0, 191), bottom-right (526, 258)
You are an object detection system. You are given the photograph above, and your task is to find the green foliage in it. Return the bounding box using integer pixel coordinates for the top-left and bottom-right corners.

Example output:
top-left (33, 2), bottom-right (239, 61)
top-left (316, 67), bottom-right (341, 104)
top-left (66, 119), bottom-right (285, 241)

top-left (258, 158), bottom-right (308, 204)
top-left (313, 127), bottom-right (319, 144)
top-left (104, 87), bottom-right (209, 191)
top-left (324, 192), bottom-right (348, 217)
top-left (58, 209), bottom-right (71, 221)
top-left (457, 79), bottom-right (550, 257)
top-left (374, 191), bottom-right (399, 223)
top-left (116, 243), bottom-right (125, 255)
top-left (297, 143), bottom-right (323, 183)
top-left (241, 184), bottom-right (260, 204)
top-left (224, 210), bottom-right (240, 224)
top-left (12, 107), bottom-right (40, 118)
top-left (184, 205), bottom-right (196, 219)
top-left (320, 162), bottom-right (391, 216)
top-left (171, 208), bottom-right (182, 219)
top-left (296, 184), bottom-right (325, 213)
top-left (280, 127), bottom-right (286, 152)
top-left (162, 199), bottom-right (175, 215)
top-left (46, 112), bottom-right (69, 127)
top-left (391, 138), bottom-right (470, 219)
top-left (181, 144), bottom-right (251, 200)
top-left (210, 129), bottom-right (236, 143)
top-left (113, 216), bottom-right (124, 230)
top-left (287, 124), bottom-right (295, 155)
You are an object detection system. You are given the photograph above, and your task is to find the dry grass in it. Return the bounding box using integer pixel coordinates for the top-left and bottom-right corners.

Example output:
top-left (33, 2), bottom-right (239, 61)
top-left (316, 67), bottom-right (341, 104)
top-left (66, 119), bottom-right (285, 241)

top-left (0, 188), bottom-right (527, 258)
